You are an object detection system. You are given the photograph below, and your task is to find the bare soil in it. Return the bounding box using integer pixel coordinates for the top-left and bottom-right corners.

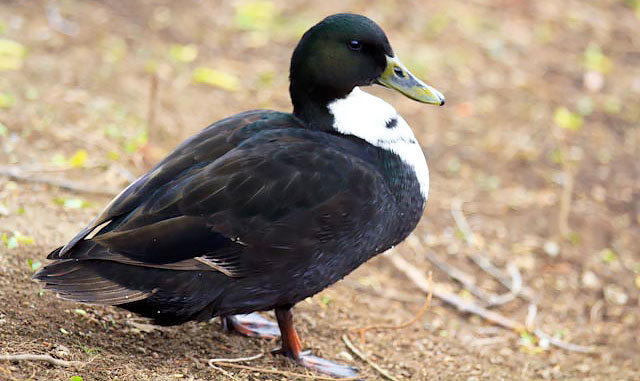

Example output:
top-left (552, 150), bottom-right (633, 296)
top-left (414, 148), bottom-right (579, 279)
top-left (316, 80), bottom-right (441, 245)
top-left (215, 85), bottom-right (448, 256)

top-left (1, 1), bottom-right (639, 380)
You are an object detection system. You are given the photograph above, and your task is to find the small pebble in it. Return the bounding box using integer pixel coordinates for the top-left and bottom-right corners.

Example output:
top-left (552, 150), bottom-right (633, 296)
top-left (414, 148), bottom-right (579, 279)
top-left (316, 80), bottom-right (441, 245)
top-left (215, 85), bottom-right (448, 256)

top-left (575, 363), bottom-right (590, 373)
top-left (337, 351), bottom-right (354, 362)
top-left (543, 241), bottom-right (560, 257)
top-left (581, 271), bottom-right (601, 290)
top-left (603, 284), bottom-right (628, 305)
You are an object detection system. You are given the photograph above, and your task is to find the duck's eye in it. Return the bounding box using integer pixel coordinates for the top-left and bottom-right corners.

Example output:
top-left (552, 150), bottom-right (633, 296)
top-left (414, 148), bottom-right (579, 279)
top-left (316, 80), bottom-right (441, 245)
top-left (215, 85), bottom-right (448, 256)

top-left (347, 40), bottom-right (362, 51)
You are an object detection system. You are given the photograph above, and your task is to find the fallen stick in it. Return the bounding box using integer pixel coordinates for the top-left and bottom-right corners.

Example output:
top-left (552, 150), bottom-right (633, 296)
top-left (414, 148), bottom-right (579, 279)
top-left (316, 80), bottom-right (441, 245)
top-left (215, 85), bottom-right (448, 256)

top-left (388, 255), bottom-right (597, 353)
top-left (341, 279), bottom-right (422, 303)
top-left (342, 334), bottom-right (398, 381)
top-left (0, 166), bottom-right (119, 196)
top-left (424, 250), bottom-right (520, 307)
top-left (352, 272), bottom-right (433, 342)
top-left (208, 353), bottom-right (264, 364)
top-left (558, 163), bottom-right (575, 237)
top-left (451, 199), bottom-right (537, 303)
top-left (0, 354), bottom-right (85, 368)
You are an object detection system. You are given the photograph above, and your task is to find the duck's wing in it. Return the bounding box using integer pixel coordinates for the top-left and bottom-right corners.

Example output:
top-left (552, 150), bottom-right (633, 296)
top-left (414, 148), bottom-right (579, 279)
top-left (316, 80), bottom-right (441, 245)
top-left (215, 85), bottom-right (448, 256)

top-left (57, 110), bottom-right (291, 257)
top-left (49, 125), bottom-right (388, 278)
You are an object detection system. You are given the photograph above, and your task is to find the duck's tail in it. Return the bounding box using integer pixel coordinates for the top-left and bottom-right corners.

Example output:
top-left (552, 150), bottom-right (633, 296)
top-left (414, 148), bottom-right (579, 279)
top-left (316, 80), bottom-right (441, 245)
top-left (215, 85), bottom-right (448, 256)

top-left (33, 248), bottom-right (227, 325)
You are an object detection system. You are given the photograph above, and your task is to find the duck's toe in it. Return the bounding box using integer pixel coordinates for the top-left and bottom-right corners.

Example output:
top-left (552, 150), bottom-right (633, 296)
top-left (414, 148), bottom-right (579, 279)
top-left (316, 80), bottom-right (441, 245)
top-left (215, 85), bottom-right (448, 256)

top-left (294, 350), bottom-right (359, 379)
top-left (221, 312), bottom-right (281, 339)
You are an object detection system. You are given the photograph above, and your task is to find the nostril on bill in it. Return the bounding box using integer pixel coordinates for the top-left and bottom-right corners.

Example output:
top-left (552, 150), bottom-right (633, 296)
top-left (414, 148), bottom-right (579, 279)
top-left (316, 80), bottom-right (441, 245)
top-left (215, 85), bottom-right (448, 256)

top-left (393, 66), bottom-right (405, 78)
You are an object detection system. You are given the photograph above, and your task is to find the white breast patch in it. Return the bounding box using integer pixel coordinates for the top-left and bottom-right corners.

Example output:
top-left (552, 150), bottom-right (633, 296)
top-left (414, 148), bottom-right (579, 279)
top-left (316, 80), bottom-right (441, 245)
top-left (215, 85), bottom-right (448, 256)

top-left (327, 87), bottom-right (429, 199)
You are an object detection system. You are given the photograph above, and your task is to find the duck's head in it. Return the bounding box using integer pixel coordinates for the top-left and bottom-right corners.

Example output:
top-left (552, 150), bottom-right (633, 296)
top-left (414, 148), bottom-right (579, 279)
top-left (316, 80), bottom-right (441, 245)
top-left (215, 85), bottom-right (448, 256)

top-left (290, 13), bottom-right (444, 127)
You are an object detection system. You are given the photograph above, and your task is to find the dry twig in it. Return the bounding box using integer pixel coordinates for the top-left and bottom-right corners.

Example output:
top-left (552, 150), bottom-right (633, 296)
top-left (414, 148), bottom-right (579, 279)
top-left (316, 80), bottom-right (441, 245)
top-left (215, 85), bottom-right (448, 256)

top-left (388, 255), bottom-right (597, 353)
top-left (208, 353), bottom-right (264, 364)
top-left (207, 354), bottom-right (265, 380)
top-left (342, 334), bottom-right (398, 381)
top-left (0, 166), bottom-right (119, 196)
top-left (352, 272), bottom-right (433, 342)
top-left (147, 73), bottom-right (159, 142)
top-left (424, 250), bottom-right (520, 307)
top-left (451, 199), bottom-right (536, 303)
top-left (0, 354), bottom-right (85, 368)
top-left (558, 163), bottom-right (575, 237)
top-left (341, 279), bottom-right (421, 303)
top-left (525, 304), bottom-right (538, 332)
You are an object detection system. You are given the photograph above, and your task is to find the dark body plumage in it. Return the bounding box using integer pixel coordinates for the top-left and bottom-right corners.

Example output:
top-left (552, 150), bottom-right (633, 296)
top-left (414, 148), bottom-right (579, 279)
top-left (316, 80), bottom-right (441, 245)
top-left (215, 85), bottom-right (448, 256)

top-left (37, 109), bottom-right (424, 325)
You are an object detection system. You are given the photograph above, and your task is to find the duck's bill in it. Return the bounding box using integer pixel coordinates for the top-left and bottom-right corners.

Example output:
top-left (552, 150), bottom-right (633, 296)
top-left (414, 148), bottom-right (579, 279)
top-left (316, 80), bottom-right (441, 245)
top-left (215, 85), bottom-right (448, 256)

top-left (376, 55), bottom-right (445, 106)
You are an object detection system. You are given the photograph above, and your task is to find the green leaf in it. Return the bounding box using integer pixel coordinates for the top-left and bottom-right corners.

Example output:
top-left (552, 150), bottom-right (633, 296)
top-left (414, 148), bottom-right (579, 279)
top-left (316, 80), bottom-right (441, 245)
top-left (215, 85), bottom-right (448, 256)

top-left (583, 43), bottom-right (612, 74)
top-left (192, 67), bottom-right (239, 91)
top-left (54, 197), bottom-right (92, 209)
top-left (51, 152), bottom-right (67, 166)
top-left (600, 248), bottom-right (617, 264)
top-left (27, 258), bottom-right (42, 271)
top-left (567, 231), bottom-right (581, 246)
top-left (60, 327), bottom-right (70, 335)
top-left (169, 44), bottom-right (198, 63)
top-left (124, 130), bottom-right (148, 153)
top-left (7, 235), bottom-right (18, 249)
top-left (0, 38), bottom-right (27, 71)
top-left (15, 232), bottom-right (35, 245)
top-left (68, 149), bottom-right (88, 168)
top-left (520, 331), bottom-right (536, 345)
top-left (0, 92), bottom-right (16, 108)
top-left (0, 121), bottom-right (7, 136)
top-left (69, 376), bottom-right (83, 381)
top-left (234, 1), bottom-right (276, 31)
top-left (553, 107), bottom-right (583, 131)
top-left (107, 150), bottom-right (120, 161)
top-left (74, 309), bottom-right (87, 316)
top-left (549, 148), bottom-right (564, 165)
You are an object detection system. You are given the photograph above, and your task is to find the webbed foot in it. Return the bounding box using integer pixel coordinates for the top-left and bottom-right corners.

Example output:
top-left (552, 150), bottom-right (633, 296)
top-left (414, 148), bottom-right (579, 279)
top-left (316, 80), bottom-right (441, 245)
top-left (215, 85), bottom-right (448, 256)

top-left (221, 312), bottom-right (281, 339)
top-left (273, 348), bottom-right (359, 379)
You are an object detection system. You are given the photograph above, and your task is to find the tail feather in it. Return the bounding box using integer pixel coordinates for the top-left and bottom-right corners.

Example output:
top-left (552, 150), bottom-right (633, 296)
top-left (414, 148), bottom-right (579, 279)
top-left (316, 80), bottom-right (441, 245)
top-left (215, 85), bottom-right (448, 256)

top-left (34, 260), bottom-right (150, 304)
top-left (33, 257), bottom-right (228, 325)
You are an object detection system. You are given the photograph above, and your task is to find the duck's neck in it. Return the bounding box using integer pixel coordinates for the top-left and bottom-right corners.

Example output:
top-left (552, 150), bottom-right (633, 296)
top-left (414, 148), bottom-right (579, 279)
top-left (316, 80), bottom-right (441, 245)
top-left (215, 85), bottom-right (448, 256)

top-left (290, 82), bottom-right (351, 131)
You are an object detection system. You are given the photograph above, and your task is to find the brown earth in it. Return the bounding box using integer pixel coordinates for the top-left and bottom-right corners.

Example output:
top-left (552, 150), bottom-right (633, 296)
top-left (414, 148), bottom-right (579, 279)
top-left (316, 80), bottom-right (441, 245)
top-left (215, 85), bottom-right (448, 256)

top-left (1, 1), bottom-right (639, 380)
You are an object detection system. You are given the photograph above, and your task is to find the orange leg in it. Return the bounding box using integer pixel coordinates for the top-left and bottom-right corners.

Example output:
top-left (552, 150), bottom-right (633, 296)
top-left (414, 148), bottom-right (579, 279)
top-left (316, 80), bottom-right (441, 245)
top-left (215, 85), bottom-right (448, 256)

top-left (273, 307), bottom-right (302, 357)
top-left (273, 306), bottom-right (358, 379)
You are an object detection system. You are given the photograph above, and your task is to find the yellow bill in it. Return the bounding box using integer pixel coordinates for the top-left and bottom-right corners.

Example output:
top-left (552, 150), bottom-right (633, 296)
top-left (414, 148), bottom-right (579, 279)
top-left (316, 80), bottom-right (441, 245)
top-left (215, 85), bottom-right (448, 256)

top-left (377, 55), bottom-right (445, 106)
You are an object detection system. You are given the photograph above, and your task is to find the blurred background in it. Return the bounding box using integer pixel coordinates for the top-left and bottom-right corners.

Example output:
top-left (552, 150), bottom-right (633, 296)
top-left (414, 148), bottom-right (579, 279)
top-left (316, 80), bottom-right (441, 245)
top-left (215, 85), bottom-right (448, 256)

top-left (0, 1), bottom-right (638, 380)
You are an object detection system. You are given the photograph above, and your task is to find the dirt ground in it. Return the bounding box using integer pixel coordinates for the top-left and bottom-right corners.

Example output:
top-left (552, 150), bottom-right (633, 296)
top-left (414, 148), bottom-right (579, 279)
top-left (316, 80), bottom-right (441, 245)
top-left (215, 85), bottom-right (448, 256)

top-left (1, 1), bottom-right (639, 380)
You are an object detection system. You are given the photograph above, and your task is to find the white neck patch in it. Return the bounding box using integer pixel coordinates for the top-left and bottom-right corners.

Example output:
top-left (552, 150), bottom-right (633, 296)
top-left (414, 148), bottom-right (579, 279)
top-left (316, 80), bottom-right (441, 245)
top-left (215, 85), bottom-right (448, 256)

top-left (327, 87), bottom-right (429, 199)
